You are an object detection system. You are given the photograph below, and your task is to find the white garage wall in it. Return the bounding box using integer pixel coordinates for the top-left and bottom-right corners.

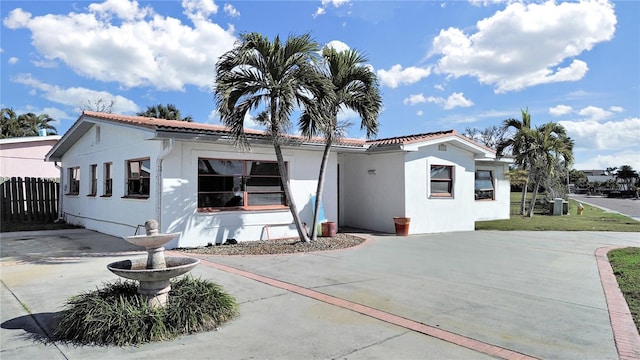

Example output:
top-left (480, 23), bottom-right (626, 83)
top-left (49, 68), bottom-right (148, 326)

top-left (474, 163), bottom-right (511, 221)
top-left (340, 152), bottom-right (405, 233)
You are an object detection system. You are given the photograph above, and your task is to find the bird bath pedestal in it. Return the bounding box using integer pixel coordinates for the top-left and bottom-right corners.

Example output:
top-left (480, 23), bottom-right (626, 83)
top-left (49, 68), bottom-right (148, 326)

top-left (107, 220), bottom-right (199, 307)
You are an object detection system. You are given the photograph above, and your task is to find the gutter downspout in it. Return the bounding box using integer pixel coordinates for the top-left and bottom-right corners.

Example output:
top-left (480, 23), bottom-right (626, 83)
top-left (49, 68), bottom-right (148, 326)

top-left (155, 138), bottom-right (175, 231)
top-left (54, 161), bottom-right (64, 222)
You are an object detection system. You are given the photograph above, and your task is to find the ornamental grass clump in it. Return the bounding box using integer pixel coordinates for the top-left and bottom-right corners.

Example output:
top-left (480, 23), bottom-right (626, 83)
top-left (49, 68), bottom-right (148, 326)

top-left (54, 276), bottom-right (238, 346)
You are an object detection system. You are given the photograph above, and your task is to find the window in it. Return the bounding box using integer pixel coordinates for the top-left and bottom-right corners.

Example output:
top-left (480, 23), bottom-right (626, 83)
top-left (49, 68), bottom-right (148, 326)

top-left (198, 158), bottom-right (287, 209)
top-left (68, 167), bottom-right (80, 195)
top-left (104, 162), bottom-right (113, 196)
top-left (126, 158), bottom-right (150, 197)
top-left (430, 165), bottom-right (453, 198)
top-left (475, 170), bottom-right (495, 200)
top-left (89, 164), bottom-right (97, 196)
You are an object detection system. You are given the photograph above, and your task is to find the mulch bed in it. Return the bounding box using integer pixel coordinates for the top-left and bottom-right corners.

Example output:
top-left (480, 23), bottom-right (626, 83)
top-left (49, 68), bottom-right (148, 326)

top-left (178, 233), bottom-right (366, 256)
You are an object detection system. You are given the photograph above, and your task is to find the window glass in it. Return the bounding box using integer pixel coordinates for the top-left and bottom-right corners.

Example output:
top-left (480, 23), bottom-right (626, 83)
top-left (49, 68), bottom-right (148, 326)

top-left (104, 163), bottom-right (113, 196)
top-left (430, 165), bottom-right (453, 197)
top-left (68, 167), bottom-right (80, 194)
top-left (89, 164), bottom-right (97, 196)
top-left (198, 159), bottom-right (286, 209)
top-left (127, 158), bottom-right (150, 196)
top-left (475, 170), bottom-right (494, 200)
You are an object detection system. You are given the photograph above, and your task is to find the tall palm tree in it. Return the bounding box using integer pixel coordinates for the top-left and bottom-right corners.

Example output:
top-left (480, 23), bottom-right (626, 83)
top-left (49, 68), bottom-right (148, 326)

top-left (616, 165), bottom-right (638, 191)
top-left (137, 104), bottom-right (193, 122)
top-left (1, 108), bottom-right (20, 138)
top-left (496, 108), bottom-right (532, 215)
top-left (299, 46), bottom-right (382, 240)
top-left (525, 122), bottom-right (574, 217)
top-left (214, 32), bottom-right (334, 243)
top-left (17, 112), bottom-right (57, 136)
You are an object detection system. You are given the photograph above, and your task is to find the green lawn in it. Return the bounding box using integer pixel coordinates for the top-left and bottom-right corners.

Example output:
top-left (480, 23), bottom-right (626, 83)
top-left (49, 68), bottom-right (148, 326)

top-left (476, 193), bottom-right (640, 232)
top-left (608, 247), bottom-right (640, 332)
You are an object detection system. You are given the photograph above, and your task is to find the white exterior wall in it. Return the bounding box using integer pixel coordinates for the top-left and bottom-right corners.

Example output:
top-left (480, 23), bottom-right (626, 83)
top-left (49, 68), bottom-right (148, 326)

top-left (161, 141), bottom-right (338, 248)
top-left (61, 125), bottom-right (162, 237)
top-left (474, 163), bottom-right (511, 221)
top-left (340, 152), bottom-right (405, 233)
top-left (404, 144), bottom-right (476, 234)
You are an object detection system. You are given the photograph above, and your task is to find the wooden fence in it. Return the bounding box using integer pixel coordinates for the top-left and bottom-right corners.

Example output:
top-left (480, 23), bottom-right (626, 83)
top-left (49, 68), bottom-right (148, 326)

top-left (1, 177), bottom-right (59, 222)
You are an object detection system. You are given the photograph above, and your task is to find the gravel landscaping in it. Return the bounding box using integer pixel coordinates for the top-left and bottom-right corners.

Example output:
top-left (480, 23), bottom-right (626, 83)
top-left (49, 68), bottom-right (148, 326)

top-left (179, 233), bottom-right (366, 256)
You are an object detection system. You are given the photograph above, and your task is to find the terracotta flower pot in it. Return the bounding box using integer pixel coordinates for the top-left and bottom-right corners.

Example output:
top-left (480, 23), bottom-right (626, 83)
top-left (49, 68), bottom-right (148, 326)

top-left (393, 217), bottom-right (411, 236)
top-left (321, 221), bottom-right (337, 237)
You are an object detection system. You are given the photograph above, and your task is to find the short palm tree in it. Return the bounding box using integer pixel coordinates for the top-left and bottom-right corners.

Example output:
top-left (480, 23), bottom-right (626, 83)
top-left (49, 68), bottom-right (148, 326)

top-left (525, 122), bottom-right (574, 217)
top-left (2, 109), bottom-right (57, 138)
top-left (299, 46), bottom-right (382, 240)
top-left (497, 108), bottom-right (533, 215)
top-left (214, 32), bottom-right (334, 242)
top-left (137, 104), bottom-right (193, 122)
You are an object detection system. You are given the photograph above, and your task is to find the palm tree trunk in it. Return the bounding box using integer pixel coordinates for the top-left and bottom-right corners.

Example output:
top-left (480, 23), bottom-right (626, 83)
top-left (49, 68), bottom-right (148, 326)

top-left (527, 179), bottom-right (540, 218)
top-left (520, 180), bottom-right (528, 216)
top-left (310, 136), bottom-right (333, 241)
top-left (273, 142), bottom-right (311, 242)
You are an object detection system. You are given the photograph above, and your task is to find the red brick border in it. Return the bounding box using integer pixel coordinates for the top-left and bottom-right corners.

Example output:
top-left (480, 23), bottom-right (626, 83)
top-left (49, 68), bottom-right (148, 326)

top-left (189, 256), bottom-right (537, 360)
top-left (595, 246), bottom-right (640, 360)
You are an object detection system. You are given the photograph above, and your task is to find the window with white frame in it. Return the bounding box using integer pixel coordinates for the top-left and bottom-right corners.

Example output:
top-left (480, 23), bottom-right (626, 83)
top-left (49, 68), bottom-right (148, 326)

top-left (126, 158), bottom-right (150, 197)
top-left (68, 167), bottom-right (80, 195)
top-left (430, 165), bottom-right (454, 198)
top-left (104, 162), bottom-right (113, 196)
top-left (89, 164), bottom-right (97, 196)
top-left (475, 170), bottom-right (495, 200)
top-left (197, 158), bottom-right (287, 209)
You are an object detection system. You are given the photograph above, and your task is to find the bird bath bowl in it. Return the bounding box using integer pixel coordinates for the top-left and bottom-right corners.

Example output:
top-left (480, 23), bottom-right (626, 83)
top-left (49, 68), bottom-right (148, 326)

top-left (107, 220), bottom-right (199, 307)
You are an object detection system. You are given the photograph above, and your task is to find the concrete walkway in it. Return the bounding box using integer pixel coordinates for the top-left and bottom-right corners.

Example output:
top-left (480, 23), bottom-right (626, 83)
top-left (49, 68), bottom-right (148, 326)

top-left (1, 229), bottom-right (639, 359)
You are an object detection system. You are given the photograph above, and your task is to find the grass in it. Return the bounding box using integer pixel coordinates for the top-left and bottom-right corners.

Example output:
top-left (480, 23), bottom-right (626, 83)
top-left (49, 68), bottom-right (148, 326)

top-left (476, 193), bottom-right (640, 231)
top-left (54, 276), bottom-right (238, 346)
top-left (608, 247), bottom-right (640, 332)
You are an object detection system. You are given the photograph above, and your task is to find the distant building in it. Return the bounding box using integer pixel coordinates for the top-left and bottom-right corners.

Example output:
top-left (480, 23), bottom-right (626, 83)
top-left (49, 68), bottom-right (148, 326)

top-left (581, 169), bottom-right (614, 184)
top-left (0, 135), bottom-right (62, 178)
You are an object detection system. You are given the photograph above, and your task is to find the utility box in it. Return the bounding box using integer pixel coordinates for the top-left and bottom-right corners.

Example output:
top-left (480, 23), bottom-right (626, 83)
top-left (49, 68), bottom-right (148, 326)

top-left (553, 198), bottom-right (564, 216)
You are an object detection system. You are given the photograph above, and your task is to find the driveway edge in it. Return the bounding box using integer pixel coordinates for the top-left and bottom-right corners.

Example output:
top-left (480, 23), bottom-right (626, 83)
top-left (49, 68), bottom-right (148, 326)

top-left (595, 246), bottom-right (640, 360)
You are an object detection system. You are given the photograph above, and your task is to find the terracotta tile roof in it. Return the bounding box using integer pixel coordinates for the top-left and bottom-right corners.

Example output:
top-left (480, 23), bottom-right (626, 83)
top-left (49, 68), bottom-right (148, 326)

top-left (81, 111), bottom-right (366, 147)
top-left (366, 130), bottom-right (457, 145)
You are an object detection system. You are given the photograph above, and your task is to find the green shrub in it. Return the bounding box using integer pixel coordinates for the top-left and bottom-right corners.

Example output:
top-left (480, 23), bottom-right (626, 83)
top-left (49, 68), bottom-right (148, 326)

top-left (54, 276), bottom-right (238, 346)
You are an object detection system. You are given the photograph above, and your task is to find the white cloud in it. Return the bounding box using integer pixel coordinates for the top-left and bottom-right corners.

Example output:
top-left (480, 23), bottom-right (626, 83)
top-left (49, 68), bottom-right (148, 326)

top-left (223, 4), bottom-right (240, 17)
top-left (12, 73), bottom-right (139, 113)
top-left (416, 110), bottom-right (424, 116)
top-left (324, 40), bottom-right (350, 53)
top-left (377, 64), bottom-right (431, 88)
top-left (469, 0), bottom-right (508, 7)
top-left (430, 1), bottom-right (616, 93)
top-left (610, 106), bottom-right (623, 113)
top-left (549, 104), bottom-right (573, 116)
top-left (3, 1), bottom-right (236, 91)
top-left (8, 57), bottom-right (18, 64)
top-left (313, 0), bottom-right (349, 18)
top-left (403, 93), bottom-right (427, 106)
top-left (559, 117), bottom-right (640, 151)
top-left (404, 92), bottom-right (473, 110)
top-left (578, 106), bottom-right (613, 122)
top-left (434, 84), bottom-right (444, 91)
top-left (573, 151), bottom-right (640, 173)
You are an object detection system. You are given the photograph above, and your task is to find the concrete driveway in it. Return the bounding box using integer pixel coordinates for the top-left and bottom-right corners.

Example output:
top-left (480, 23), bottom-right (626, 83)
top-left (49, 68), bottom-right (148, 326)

top-left (1, 229), bottom-right (639, 359)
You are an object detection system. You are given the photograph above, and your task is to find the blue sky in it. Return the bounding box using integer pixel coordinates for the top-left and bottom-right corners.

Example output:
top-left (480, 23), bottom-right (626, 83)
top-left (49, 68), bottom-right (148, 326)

top-left (1, 0), bottom-right (638, 170)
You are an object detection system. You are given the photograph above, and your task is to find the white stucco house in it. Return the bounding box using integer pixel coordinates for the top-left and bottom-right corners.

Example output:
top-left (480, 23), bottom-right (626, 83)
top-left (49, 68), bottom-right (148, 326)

top-left (46, 111), bottom-right (511, 248)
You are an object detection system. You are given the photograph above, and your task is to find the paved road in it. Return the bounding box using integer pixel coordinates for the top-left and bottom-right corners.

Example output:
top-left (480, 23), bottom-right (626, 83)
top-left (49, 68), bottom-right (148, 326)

top-left (1, 229), bottom-right (639, 359)
top-left (570, 194), bottom-right (640, 220)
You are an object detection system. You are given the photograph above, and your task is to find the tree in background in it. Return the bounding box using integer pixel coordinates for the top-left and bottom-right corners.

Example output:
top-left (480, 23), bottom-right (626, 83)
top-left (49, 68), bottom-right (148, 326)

top-left (569, 169), bottom-right (589, 189)
top-left (137, 104), bottom-right (193, 122)
top-left (1, 108), bottom-right (57, 138)
top-left (616, 165), bottom-right (638, 191)
top-left (214, 32), bottom-right (334, 243)
top-left (299, 46), bottom-right (382, 240)
top-left (463, 125), bottom-right (507, 150)
top-left (496, 108), bottom-right (533, 215)
top-left (81, 98), bottom-right (116, 113)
